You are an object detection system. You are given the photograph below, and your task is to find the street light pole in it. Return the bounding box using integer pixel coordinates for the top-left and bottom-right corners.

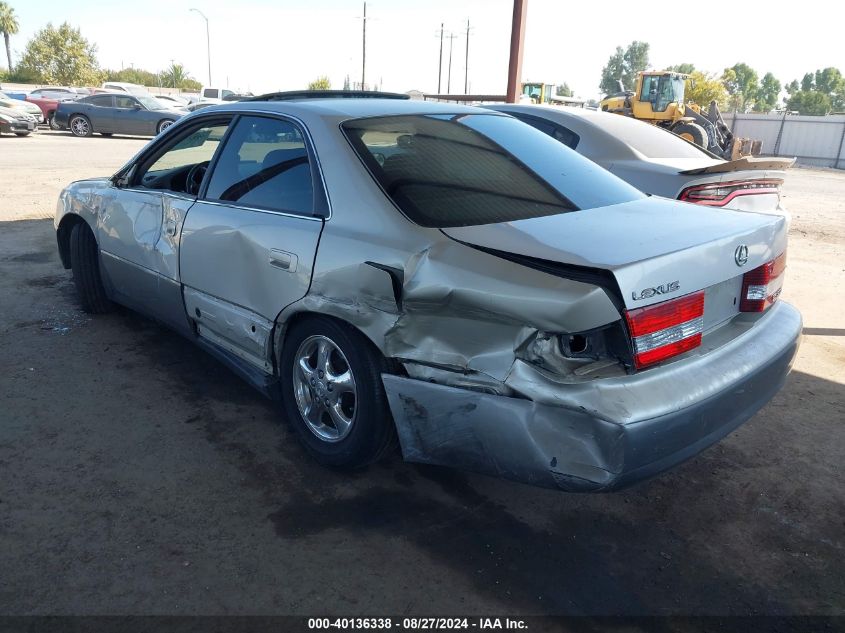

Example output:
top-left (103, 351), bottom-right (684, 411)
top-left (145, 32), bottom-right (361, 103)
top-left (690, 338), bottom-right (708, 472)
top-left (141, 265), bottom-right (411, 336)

top-left (361, 1), bottom-right (367, 90)
top-left (190, 8), bottom-right (212, 86)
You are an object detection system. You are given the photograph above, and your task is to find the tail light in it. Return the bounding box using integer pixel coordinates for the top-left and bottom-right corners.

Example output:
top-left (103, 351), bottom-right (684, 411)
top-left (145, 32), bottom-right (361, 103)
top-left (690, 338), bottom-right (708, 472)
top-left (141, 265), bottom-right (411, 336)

top-left (624, 291), bottom-right (704, 369)
top-left (740, 251), bottom-right (786, 312)
top-left (679, 179), bottom-right (782, 207)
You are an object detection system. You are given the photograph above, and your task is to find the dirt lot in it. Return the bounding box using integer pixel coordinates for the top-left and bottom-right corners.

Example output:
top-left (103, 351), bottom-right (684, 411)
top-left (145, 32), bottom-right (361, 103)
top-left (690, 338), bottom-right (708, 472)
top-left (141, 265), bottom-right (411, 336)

top-left (1, 132), bottom-right (843, 617)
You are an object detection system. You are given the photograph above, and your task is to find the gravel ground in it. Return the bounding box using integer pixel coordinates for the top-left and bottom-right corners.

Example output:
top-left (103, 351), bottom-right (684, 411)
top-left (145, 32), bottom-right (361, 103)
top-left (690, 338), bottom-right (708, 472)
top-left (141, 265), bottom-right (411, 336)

top-left (1, 132), bottom-right (843, 617)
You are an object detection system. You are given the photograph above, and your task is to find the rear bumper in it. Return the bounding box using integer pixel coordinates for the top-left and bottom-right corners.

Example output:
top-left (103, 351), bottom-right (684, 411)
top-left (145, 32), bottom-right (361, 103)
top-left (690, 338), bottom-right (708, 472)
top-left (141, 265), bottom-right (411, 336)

top-left (1, 119), bottom-right (36, 133)
top-left (383, 301), bottom-right (802, 492)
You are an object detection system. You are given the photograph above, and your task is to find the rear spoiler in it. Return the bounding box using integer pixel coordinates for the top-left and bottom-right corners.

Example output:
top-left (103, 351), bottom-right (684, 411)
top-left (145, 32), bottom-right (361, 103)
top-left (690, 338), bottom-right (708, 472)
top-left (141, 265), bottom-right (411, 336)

top-left (679, 157), bottom-right (796, 175)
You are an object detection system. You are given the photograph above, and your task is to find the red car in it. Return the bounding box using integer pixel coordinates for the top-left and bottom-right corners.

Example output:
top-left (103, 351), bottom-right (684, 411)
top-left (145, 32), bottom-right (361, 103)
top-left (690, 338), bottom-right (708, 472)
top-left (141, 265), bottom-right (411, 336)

top-left (26, 92), bottom-right (77, 129)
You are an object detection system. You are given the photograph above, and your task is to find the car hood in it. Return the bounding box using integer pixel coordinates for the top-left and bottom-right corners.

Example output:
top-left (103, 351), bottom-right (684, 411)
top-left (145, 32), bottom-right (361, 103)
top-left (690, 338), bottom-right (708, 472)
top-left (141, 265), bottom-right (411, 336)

top-left (0, 105), bottom-right (34, 119)
top-left (441, 195), bottom-right (787, 309)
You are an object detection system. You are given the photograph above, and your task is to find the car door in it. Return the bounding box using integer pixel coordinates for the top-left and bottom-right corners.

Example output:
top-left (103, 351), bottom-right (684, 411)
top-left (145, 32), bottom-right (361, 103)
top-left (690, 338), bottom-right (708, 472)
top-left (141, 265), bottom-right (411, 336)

top-left (179, 114), bottom-right (326, 372)
top-left (112, 95), bottom-right (147, 135)
top-left (97, 116), bottom-right (234, 333)
top-left (85, 94), bottom-right (116, 132)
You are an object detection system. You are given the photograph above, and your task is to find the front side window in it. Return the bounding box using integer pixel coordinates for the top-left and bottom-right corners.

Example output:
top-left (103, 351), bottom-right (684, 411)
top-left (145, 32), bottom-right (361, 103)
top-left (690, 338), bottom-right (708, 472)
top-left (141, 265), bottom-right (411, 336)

top-left (204, 116), bottom-right (313, 214)
top-left (115, 95), bottom-right (138, 109)
top-left (342, 113), bottom-right (641, 228)
top-left (135, 121), bottom-right (231, 194)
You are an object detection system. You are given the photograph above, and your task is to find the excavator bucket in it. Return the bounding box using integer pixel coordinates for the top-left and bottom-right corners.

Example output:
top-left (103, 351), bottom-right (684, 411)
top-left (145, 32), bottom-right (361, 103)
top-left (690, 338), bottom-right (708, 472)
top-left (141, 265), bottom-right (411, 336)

top-left (729, 137), bottom-right (764, 160)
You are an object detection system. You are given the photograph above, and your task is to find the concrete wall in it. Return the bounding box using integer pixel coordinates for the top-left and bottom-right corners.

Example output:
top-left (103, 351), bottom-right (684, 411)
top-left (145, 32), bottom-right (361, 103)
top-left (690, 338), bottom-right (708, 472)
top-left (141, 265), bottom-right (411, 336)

top-left (723, 112), bottom-right (845, 169)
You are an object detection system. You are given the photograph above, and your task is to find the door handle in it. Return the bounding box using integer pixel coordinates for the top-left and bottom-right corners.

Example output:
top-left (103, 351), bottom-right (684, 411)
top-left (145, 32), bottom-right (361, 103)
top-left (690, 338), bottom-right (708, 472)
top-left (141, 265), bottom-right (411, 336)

top-left (269, 249), bottom-right (298, 273)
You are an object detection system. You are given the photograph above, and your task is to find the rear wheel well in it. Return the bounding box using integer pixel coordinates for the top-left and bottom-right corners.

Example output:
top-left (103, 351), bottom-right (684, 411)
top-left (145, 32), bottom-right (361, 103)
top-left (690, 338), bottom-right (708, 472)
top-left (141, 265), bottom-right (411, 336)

top-left (56, 214), bottom-right (88, 269)
top-left (274, 311), bottom-right (402, 377)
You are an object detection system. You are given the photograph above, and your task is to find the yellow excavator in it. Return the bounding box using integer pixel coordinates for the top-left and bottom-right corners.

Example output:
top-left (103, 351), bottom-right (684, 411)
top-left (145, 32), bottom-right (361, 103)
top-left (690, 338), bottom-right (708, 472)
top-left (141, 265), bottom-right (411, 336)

top-left (599, 71), bottom-right (761, 160)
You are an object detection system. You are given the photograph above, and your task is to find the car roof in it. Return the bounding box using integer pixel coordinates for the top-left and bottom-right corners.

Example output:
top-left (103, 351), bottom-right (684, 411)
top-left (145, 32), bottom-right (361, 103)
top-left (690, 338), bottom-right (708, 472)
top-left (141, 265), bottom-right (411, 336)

top-left (188, 97), bottom-right (497, 121)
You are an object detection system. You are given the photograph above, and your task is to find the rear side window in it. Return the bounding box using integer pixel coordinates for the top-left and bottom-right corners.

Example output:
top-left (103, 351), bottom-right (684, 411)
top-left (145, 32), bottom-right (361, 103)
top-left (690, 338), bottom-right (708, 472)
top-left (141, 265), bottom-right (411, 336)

top-left (510, 113), bottom-right (580, 149)
top-left (86, 95), bottom-right (113, 107)
top-left (342, 113), bottom-right (642, 228)
top-left (204, 116), bottom-right (313, 214)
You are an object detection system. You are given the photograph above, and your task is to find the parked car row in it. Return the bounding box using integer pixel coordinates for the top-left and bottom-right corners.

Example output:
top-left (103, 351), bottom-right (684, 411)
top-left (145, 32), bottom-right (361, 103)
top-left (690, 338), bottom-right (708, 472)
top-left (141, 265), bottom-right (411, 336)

top-left (54, 91), bottom-right (800, 492)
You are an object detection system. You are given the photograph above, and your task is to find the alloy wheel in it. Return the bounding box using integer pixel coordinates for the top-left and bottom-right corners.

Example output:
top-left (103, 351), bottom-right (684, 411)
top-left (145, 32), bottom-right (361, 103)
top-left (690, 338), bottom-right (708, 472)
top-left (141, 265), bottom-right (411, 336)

top-left (292, 335), bottom-right (358, 442)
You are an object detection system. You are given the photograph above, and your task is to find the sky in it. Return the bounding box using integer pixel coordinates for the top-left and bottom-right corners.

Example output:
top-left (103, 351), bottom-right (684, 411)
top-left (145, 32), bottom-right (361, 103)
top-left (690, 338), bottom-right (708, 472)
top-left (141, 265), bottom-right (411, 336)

top-left (6, 0), bottom-right (845, 99)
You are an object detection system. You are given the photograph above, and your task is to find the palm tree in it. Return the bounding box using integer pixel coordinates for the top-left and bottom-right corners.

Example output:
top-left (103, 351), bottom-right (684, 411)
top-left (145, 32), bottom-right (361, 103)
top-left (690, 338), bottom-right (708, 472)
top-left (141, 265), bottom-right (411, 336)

top-left (0, 2), bottom-right (19, 72)
top-left (162, 62), bottom-right (188, 88)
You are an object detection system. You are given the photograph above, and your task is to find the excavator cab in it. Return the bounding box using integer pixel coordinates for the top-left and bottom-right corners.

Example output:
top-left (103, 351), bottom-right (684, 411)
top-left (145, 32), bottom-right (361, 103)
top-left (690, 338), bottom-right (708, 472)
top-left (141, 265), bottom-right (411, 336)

top-left (631, 72), bottom-right (686, 120)
top-left (521, 82), bottom-right (555, 104)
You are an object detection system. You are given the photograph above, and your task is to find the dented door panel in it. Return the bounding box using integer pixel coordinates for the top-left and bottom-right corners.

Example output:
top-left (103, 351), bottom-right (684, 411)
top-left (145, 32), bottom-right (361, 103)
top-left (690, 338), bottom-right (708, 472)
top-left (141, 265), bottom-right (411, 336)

top-left (179, 201), bottom-right (322, 366)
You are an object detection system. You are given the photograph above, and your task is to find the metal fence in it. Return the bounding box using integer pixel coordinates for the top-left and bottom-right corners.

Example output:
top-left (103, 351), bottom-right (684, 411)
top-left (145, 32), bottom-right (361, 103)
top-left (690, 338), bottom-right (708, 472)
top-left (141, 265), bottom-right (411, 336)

top-left (723, 112), bottom-right (845, 169)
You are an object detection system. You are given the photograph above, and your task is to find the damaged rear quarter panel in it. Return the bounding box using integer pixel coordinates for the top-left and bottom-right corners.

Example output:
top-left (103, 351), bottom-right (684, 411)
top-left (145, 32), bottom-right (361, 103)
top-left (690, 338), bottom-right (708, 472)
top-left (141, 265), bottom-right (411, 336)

top-left (276, 114), bottom-right (622, 385)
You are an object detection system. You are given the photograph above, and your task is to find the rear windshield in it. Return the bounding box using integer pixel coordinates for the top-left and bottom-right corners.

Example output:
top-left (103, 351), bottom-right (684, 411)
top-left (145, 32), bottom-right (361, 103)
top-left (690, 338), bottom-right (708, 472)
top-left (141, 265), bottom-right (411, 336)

top-left (589, 112), bottom-right (713, 159)
top-left (342, 113), bottom-right (642, 228)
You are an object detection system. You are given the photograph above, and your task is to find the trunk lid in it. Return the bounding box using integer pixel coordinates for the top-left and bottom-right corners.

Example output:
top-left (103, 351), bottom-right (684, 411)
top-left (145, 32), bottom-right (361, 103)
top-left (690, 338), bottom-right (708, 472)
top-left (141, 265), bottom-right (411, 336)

top-left (441, 196), bottom-right (788, 311)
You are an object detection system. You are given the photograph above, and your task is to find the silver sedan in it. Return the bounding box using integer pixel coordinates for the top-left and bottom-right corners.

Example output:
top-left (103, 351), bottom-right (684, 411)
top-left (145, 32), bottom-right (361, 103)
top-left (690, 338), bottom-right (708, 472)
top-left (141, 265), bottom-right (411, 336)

top-left (54, 95), bottom-right (801, 491)
top-left (485, 104), bottom-right (794, 216)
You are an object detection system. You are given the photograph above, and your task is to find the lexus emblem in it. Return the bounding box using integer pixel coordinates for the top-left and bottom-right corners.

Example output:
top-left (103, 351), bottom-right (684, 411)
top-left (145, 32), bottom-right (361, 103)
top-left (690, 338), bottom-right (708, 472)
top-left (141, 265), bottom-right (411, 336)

top-left (735, 244), bottom-right (749, 267)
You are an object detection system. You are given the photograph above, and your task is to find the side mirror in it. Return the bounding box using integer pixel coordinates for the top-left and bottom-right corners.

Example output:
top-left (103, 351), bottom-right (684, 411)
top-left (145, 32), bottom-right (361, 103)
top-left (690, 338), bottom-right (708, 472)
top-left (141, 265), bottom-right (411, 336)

top-left (113, 164), bottom-right (137, 188)
top-left (133, 103), bottom-right (142, 110)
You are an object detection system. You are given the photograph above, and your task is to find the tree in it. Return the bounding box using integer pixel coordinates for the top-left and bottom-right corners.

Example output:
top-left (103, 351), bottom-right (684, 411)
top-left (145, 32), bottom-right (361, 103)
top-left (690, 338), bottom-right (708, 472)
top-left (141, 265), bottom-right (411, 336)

top-left (308, 75), bottom-right (331, 90)
top-left (722, 63), bottom-right (759, 112)
top-left (104, 66), bottom-right (159, 86)
top-left (785, 79), bottom-right (800, 95)
top-left (801, 72), bottom-right (814, 92)
top-left (555, 82), bottom-right (573, 97)
top-left (17, 22), bottom-right (103, 85)
top-left (667, 63), bottom-right (696, 75)
top-left (754, 72), bottom-right (782, 112)
top-left (343, 74), bottom-right (350, 90)
top-left (814, 67), bottom-right (845, 110)
top-left (0, 1), bottom-right (19, 72)
top-left (686, 71), bottom-right (728, 109)
top-left (600, 41), bottom-right (649, 95)
top-left (786, 90), bottom-right (831, 115)
top-left (159, 62), bottom-right (197, 89)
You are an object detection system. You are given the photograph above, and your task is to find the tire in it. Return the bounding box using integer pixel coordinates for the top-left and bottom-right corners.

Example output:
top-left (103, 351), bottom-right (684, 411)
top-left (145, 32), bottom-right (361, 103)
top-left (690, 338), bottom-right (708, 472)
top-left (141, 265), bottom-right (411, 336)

top-left (672, 121), bottom-right (709, 148)
top-left (48, 113), bottom-right (61, 130)
top-left (280, 316), bottom-right (396, 468)
top-left (69, 223), bottom-right (113, 314)
top-left (69, 115), bottom-right (92, 137)
top-left (157, 119), bottom-right (175, 135)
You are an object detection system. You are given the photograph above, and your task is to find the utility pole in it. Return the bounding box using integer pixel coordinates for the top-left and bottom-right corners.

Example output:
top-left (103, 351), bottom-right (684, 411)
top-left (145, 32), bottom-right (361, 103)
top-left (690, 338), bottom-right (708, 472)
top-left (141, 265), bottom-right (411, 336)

top-left (446, 32), bottom-right (457, 93)
top-left (361, 1), bottom-right (367, 90)
top-left (464, 19), bottom-right (472, 94)
top-left (437, 23), bottom-right (444, 93)
top-left (506, 0), bottom-right (527, 103)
